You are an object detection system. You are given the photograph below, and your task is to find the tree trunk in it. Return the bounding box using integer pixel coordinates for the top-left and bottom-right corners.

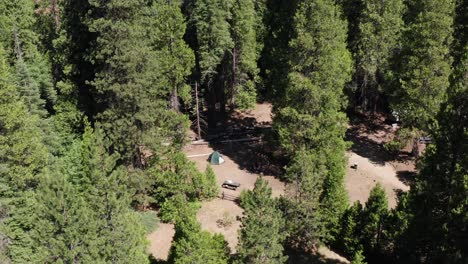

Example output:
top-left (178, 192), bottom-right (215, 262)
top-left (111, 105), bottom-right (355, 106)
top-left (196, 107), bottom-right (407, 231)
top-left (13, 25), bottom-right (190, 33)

top-left (52, 0), bottom-right (60, 31)
top-left (171, 87), bottom-right (180, 112)
top-left (230, 48), bottom-right (237, 109)
top-left (195, 82), bottom-right (201, 139)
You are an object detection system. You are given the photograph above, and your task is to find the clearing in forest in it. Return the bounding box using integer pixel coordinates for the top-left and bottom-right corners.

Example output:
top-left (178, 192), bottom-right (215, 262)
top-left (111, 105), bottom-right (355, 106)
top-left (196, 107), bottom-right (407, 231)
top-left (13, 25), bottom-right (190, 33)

top-left (147, 103), bottom-right (414, 261)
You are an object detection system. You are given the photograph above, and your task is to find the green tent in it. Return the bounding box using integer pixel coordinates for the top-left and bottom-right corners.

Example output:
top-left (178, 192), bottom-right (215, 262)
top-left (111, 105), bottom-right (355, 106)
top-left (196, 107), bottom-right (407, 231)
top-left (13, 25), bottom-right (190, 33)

top-left (210, 151), bottom-right (225, 165)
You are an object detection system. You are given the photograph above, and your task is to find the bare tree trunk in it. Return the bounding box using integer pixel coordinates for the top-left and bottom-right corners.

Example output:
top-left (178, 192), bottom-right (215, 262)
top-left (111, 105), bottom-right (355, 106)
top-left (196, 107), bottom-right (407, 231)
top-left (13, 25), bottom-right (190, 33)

top-left (230, 48), bottom-right (237, 109)
top-left (195, 82), bottom-right (201, 140)
top-left (52, 0), bottom-right (60, 31)
top-left (171, 87), bottom-right (180, 112)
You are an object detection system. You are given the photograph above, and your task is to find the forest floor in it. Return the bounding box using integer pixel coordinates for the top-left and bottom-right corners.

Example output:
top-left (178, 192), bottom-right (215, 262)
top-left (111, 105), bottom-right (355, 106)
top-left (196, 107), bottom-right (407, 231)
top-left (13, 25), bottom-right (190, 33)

top-left (146, 103), bottom-right (416, 262)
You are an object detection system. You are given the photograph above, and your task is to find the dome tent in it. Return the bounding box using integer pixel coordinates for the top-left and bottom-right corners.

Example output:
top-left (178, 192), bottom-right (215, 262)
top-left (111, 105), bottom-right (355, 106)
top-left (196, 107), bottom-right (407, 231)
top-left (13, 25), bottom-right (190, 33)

top-left (209, 151), bottom-right (225, 165)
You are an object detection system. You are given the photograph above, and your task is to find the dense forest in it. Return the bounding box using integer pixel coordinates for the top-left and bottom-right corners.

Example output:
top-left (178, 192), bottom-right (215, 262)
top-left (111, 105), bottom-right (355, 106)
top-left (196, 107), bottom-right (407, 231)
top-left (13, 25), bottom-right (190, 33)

top-left (0, 0), bottom-right (466, 263)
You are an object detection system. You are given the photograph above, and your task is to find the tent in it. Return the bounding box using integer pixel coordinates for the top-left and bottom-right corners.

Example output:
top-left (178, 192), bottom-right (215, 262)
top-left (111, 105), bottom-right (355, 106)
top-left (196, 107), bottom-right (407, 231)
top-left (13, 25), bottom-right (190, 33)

top-left (210, 151), bottom-right (225, 165)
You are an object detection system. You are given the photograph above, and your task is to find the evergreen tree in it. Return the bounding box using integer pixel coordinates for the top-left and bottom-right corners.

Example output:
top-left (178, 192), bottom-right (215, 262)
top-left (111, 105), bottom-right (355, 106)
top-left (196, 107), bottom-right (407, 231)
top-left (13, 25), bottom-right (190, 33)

top-left (282, 149), bottom-right (326, 249)
top-left (169, 198), bottom-right (230, 264)
top-left (398, 50), bottom-right (467, 263)
top-left (360, 184), bottom-right (389, 259)
top-left (236, 178), bottom-right (287, 263)
top-left (0, 0), bottom-right (56, 115)
top-left (0, 47), bottom-right (54, 262)
top-left (391, 0), bottom-right (455, 130)
top-left (25, 173), bottom-right (99, 263)
top-left (192, 0), bottom-right (233, 118)
top-left (259, 0), bottom-right (298, 102)
top-left (275, 0), bottom-right (352, 247)
top-left (353, 0), bottom-right (404, 111)
top-left (79, 125), bottom-right (148, 263)
top-left (336, 201), bottom-right (363, 257)
top-left (452, 0), bottom-right (467, 65)
top-left (87, 0), bottom-right (188, 161)
top-left (147, 0), bottom-right (195, 112)
top-left (229, 0), bottom-right (259, 109)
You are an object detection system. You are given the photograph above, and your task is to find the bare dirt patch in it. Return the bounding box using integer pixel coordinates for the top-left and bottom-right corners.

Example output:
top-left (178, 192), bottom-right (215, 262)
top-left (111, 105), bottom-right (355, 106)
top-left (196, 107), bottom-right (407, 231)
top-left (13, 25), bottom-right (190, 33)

top-left (186, 143), bottom-right (285, 252)
top-left (147, 222), bottom-right (175, 261)
top-left (346, 152), bottom-right (409, 208)
top-left (345, 112), bottom-right (416, 207)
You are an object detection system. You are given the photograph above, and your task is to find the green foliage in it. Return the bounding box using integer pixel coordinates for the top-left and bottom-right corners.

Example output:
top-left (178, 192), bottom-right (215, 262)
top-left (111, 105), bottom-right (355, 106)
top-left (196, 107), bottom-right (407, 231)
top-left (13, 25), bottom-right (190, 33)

top-left (147, 0), bottom-right (195, 111)
top-left (0, 49), bottom-right (51, 193)
top-left (360, 184), bottom-right (389, 257)
top-left (351, 249), bottom-right (367, 264)
top-left (138, 211), bottom-right (159, 234)
top-left (199, 165), bottom-right (219, 199)
top-left (87, 0), bottom-right (189, 161)
top-left (391, 0), bottom-right (455, 130)
top-left (275, 0), bottom-right (352, 248)
top-left (282, 149), bottom-right (326, 249)
top-left (352, 0), bottom-right (404, 111)
top-left (336, 201), bottom-right (363, 257)
top-left (151, 152), bottom-right (217, 205)
top-left (229, 0), bottom-right (259, 109)
top-left (236, 178), bottom-right (287, 264)
top-left (383, 127), bottom-right (418, 155)
top-left (396, 51), bottom-right (467, 262)
top-left (0, 0), bottom-right (56, 116)
top-left (193, 0), bottom-right (233, 85)
top-left (169, 198), bottom-right (230, 264)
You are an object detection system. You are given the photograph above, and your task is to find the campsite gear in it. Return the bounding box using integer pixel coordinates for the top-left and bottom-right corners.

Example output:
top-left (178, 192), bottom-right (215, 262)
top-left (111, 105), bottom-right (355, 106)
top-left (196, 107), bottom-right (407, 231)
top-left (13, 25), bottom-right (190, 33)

top-left (222, 180), bottom-right (240, 190)
top-left (210, 151), bottom-right (225, 165)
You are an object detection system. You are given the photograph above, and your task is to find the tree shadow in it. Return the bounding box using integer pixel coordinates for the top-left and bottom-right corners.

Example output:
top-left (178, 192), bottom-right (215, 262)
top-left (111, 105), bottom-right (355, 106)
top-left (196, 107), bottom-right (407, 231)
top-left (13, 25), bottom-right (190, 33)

top-left (204, 108), bottom-right (286, 179)
top-left (286, 248), bottom-right (348, 264)
top-left (346, 127), bottom-right (391, 166)
top-left (396, 170), bottom-right (417, 186)
top-left (345, 112), bottom-right (396, 165)
top-left (148, 255), bottom-right (167, 264)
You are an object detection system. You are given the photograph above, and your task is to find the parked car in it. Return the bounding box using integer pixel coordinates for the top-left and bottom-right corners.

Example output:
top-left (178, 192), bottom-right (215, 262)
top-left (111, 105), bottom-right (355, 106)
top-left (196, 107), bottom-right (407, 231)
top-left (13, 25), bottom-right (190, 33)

top-left (222, 180), bottom-right (240, 190)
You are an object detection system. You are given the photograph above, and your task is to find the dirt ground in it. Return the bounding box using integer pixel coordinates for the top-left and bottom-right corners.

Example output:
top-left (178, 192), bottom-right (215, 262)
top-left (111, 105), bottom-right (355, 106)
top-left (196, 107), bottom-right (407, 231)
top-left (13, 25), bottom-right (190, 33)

top-left (346, 113), bottom-right (415, 208)
top-left (186, 143), bottom-right (285, 252)
top-left (346, 151), bottom-right (409, 208)
top-left (147, 104), bottom-right (415, 261)
top-left (147, 222), bottom-right (175, 261)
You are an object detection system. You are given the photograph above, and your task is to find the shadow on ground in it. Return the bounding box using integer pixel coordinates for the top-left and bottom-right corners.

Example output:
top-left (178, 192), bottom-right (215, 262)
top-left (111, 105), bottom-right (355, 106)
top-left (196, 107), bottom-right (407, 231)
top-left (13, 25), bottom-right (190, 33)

top-left (396, 170), bottom-right (417, 186)
top-left (286, 248), bottom-right (348, 264)
top-left (148, 255), bottom-right (167, 264)
top-left (204, 109), bottom-right (286, 179)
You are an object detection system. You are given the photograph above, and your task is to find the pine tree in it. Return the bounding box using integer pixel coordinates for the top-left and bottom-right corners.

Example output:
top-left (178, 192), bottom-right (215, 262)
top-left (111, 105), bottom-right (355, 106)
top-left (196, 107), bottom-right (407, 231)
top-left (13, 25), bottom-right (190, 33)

top-left (282, 149), bottom-right (325, 249)
top-left (398, 50), bottom-right (467, 263)
top-left (259, 0), bottom-right (298, 102)
top-left (169, 198), bottom-right (230, 264)
top-left (236, 178), bottom-right (287, 263)
top-left (0, 0), bottom-right (56, 115)
top-left (25, 172), bottom-right (100, 263)
top-left (360, 184), bottom-right (389, 259)
top-left (202, 165), bottom-right (219, 199)
top-left (336, 201), bottom-right (363, 257)
top-left (391, 0), bottom-right (455, 130)
top-left (79, 125), bottom-right (148, 263)
top-left (192, 0), bottom-right (233, 118)
top-left (87, 0), bottom-right (189, 161)
top-left (452, 0), bottom-right (467, 65)
top-left (229, 0), bottom-right (259, 109)
top-left (353, 0), bottom-right (404, 111)
top-left (147, 0), bottom-right (195, 112)
top-left (275, 0), bottom-right (352, 247)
